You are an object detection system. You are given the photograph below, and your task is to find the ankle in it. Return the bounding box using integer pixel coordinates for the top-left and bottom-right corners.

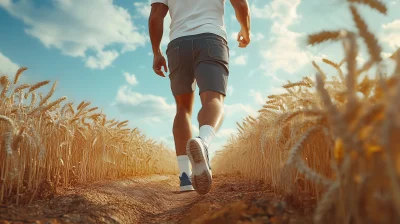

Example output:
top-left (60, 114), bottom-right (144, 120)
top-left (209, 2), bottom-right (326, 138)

top-left (177, 155), bottom-right (192, 176)
top-left (198, 125), bottom-right (215, 148)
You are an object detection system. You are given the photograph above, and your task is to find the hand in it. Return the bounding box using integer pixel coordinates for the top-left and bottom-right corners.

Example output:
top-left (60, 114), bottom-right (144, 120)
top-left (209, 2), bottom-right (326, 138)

top-left (152, 53), bottom-right (168, 77)
top-left (237, 28), bottom-right (250, 48)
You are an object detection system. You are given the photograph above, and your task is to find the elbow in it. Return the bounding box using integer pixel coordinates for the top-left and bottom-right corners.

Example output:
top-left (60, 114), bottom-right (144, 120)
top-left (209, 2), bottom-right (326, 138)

top-left (149, 16), bottom-right (158, 25)
top-left (240, 1), bottom-right (249, 9)
top-left (232, 0), bottom-right (249, 12)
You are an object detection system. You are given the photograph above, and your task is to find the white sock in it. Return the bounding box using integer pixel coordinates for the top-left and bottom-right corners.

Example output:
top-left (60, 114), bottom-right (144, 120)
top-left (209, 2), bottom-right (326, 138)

top-left (199, 125), bottom-right (216, 148)
top-left (177, 155), bottom-right (191, 177)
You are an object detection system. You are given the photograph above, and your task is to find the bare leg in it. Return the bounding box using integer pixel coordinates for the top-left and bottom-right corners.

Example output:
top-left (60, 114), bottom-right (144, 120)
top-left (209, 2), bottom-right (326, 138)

top-left (187, 91), bottom-right (225, 195)
top-left (173, 92), bottom-right (195, 156)
top-left (197, 91), bottom-right (225, 131)
top-left (173, 92), bottom-right (196, 192)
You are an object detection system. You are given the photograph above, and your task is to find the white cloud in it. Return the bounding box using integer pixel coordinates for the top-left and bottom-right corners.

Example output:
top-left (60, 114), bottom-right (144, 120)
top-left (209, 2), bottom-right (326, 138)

top-left (86, 50), bottom-right (119, 70)
top-left (259, 64), bottom-right (286, 83)
top-left (216, 128), bottom-right (236, 138)
top-left (227, 85), bottom-right (234, 96)
top-left (252, 32), bottom-right (265, 41)
top-left (256, 0), bottom-right (320, 75)
top-left (259, 30), bottom-right (311, 74)
top-left (382, 20), bottom-right (400, 49)
top-left (247, 67), bottom-right (262, 77)
top-left (224, 103), bottom-right (257, 118)
top-left (381, 52), bottom-right (392, 59)
top-left (123, 72), bottom-right (139, 86)
top-left (134, 2), bottom-right (151, 18)
top-left (0, 52), bottom-right (19, 76)
top-left (0, 0), bottom-right (147, 70)
top-left (114, 86), bottom-right (175, 122)
top-left (247, 87), bottom-right (287, 106)
top-left (268, 87), bottom-right (287, 95)
top-left (231, 32), bottom-right (239, 40)
top-left (233, 55), bottom-right (248, 65)
top-left (249, 89), bottom-right (266, 105)
top-left (250, 4), bottom-right (272, 19)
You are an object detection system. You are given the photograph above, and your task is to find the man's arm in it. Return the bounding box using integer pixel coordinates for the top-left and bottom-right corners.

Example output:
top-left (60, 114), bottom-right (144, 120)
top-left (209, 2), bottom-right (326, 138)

top-left (229, 0), bottom-right (251, 48)
top-left (148, 2), bottom-right (169, 77)
top-left (149, 3), bottom-right (168, 56)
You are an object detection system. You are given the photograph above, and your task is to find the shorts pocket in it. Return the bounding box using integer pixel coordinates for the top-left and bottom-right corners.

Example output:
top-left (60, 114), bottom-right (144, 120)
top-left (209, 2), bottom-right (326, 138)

top-left (207, 39), bottom-right (229, 64)
top-left (166, 46), bottom-right (180, 75)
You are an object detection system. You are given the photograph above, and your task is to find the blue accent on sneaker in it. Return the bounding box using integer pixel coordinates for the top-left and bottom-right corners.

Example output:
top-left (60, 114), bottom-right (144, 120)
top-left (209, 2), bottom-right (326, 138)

top-left (179, 172), bottom-right (192, 187)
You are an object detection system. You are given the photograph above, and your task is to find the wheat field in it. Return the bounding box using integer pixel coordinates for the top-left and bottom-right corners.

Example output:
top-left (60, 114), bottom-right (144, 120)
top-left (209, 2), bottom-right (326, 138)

top-left (0, 69), bottom-right (178, 205)
top-left (212, 1), bottom-right (400, 223)
top-left (1, 0), bottom-right (399, 223)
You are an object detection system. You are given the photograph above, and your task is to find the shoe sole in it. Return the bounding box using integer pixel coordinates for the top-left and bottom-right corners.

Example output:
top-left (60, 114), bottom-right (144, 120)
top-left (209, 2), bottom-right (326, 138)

top-left (186, 138), bottom-right (212, 195)
top-left (180, 185), bottom-right (195, 192)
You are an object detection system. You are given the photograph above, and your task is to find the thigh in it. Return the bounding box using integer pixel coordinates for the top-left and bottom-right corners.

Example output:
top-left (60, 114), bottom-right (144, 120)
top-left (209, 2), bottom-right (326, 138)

top-left (194, 35), bottom-right (230, 96)
top-left (166, 40), bottom-right (196, 96)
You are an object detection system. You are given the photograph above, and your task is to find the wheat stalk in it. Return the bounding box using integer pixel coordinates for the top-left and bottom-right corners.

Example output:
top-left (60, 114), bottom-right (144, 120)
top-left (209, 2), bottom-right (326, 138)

top-left (348, 0), bottom-right (387, 14)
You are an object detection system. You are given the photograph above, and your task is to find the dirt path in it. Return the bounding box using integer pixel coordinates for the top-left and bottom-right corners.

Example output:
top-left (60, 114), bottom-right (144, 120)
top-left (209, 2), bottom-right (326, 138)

top-left (0, 175), bottom-right (313, 224)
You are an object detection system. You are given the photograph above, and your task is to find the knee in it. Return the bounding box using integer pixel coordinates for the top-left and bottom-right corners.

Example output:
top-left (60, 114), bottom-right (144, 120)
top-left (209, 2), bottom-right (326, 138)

top-left (173, 108), bottom-right (192, 133)
top-left (198, 98), bottom-right (225, 119)
top-left (200, 91), bottom-right (225, 107)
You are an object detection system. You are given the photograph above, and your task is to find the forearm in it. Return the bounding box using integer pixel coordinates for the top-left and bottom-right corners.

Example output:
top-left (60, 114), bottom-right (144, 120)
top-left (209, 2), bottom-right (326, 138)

top-left (232, 1), bottom-right (250, 31)
top-left (149, 16), bottom-right (164, 56)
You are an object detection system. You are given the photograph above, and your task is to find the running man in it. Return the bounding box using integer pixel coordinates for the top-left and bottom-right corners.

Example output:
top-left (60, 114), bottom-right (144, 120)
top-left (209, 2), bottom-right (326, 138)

top-left (148, 0), bottom-right (251, 195)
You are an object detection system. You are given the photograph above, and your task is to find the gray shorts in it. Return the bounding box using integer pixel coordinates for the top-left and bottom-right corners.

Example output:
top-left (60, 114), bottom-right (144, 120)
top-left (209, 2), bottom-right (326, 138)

top-left (165, 33), bottom-right (230, 96)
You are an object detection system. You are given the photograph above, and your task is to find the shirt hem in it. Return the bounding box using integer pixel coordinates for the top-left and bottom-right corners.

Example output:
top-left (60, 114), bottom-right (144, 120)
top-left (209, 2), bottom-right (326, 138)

top-left (169, 30), bottom-right (228, 43)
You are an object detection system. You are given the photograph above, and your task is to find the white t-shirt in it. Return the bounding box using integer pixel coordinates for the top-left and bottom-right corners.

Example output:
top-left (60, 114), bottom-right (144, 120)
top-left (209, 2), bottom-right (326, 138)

top-left (150, 0), bottom-right (227, 42)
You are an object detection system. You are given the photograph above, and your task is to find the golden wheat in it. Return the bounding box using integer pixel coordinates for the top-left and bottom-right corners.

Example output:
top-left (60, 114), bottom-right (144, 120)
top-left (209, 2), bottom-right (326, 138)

top-left (0, 68), bottom-right (178, 205)
top-left (213, 1), bottom-right (399, 223)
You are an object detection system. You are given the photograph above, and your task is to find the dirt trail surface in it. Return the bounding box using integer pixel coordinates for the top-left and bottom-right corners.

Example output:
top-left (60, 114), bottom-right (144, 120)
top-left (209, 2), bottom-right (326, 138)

top-left (0, 175), bottom-right (313, 224)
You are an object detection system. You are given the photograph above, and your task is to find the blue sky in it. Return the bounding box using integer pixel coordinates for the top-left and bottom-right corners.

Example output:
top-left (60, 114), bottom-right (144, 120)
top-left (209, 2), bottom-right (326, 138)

top-left (0, 0), bottom-right (399, 157)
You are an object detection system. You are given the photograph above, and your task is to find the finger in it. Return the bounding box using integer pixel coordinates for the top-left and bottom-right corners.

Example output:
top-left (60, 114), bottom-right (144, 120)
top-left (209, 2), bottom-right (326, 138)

top-left (238, 42), bottom-right (248, 48)
top-left (238, 40), bottom-right (246, 47)
top-left (155, 71), bottom-right (164, 77)
top-left (154, 69), bottom-right (165, 77)
top-left (239, 40), bottom-right (247, 46)
top-left (237, 33), bottom-right (242, 42)
top-left (162, 62), bottom-right (168, 73)
top-left (238, 41), bottom-right (243, 47)
top-left (153, 65), bottom-right (161, 71)
top-left (239, 36), bottom-right (248, 43)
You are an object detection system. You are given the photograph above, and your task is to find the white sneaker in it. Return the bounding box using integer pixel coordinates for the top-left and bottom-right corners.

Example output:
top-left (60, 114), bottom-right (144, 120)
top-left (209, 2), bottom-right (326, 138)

top-left (186, 137), bottom-right (212, 195)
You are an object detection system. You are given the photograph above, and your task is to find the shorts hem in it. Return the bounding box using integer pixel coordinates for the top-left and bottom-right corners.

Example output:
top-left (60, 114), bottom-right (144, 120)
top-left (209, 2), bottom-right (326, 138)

top-left (198, 89), bottom-right (226, 97)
